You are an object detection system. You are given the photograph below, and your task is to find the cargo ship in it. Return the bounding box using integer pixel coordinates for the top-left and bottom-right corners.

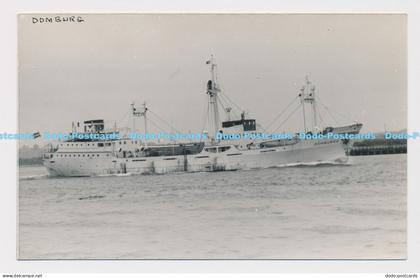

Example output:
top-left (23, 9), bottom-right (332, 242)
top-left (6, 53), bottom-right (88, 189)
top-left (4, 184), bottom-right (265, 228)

top-left (43, 57), bottom-right (362, 177)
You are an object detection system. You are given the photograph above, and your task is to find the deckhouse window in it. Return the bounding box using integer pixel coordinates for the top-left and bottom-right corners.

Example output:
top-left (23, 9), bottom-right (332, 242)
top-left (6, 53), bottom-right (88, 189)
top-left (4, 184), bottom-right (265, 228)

top-left (218, 146), bottom-right (231, 153)
top-left (205, 148), bottom-right (217, 153)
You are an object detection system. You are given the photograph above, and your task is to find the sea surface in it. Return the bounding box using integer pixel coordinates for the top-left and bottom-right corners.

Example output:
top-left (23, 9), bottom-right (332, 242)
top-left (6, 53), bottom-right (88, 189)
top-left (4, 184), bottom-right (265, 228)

top-left (18, 154), bottom-right (406, 259)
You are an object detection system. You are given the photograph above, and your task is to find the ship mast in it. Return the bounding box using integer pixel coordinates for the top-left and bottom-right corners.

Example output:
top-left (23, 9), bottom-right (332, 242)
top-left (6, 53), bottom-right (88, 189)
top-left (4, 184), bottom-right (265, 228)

top-left (131, 102), bottom-right (136, 133)
top-left (299, 76), bottom-right (318, 133)
top-left (300, 87), bottom-right (307, 133)
top-left (206, 55), bottom-right (221, 141)
top-left (131, 101), bottom-right (148, 147)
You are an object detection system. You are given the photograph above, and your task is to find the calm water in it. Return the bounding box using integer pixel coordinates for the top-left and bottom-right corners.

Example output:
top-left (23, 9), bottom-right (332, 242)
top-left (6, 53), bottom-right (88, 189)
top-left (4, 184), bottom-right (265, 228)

top-left (18, 155), bottom-right (406, 259)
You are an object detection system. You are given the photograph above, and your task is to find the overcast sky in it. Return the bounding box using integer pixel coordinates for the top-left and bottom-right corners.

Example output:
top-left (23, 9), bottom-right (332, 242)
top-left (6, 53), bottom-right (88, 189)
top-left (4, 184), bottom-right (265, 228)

top-left (19, 14), bottom-right (406, 138)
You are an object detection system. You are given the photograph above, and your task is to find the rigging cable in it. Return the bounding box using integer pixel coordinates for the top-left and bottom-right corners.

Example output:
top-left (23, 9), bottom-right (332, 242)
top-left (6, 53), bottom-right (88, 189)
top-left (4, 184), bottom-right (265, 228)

top-left (115, 108), bottom-right (131, 128)
top-left (217, 93), bottom-right (240, 120)
top-left (200, 101), bottom-right (210, 142)
top-left (315, 102), bottom-right (326, 127)
top-left (265, 96), bottom-right (299, 133)
top-left (316, 96), bottom-right (358, 124)
top-left (219, 91), bottom-right (244, 113)
top-left (317, 102), bottom-right (338, 125)
top-left (272, 103), bottom-right (302, 134)
top-left (147, 109), bottom-right (182, 134)
top-left (146, 116), bottom-right (167, 134)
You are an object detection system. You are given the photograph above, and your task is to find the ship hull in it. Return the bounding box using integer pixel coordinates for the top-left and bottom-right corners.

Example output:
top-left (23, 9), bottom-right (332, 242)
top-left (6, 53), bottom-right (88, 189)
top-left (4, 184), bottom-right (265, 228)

top-left (44, 138), bottom-right (348, 177)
